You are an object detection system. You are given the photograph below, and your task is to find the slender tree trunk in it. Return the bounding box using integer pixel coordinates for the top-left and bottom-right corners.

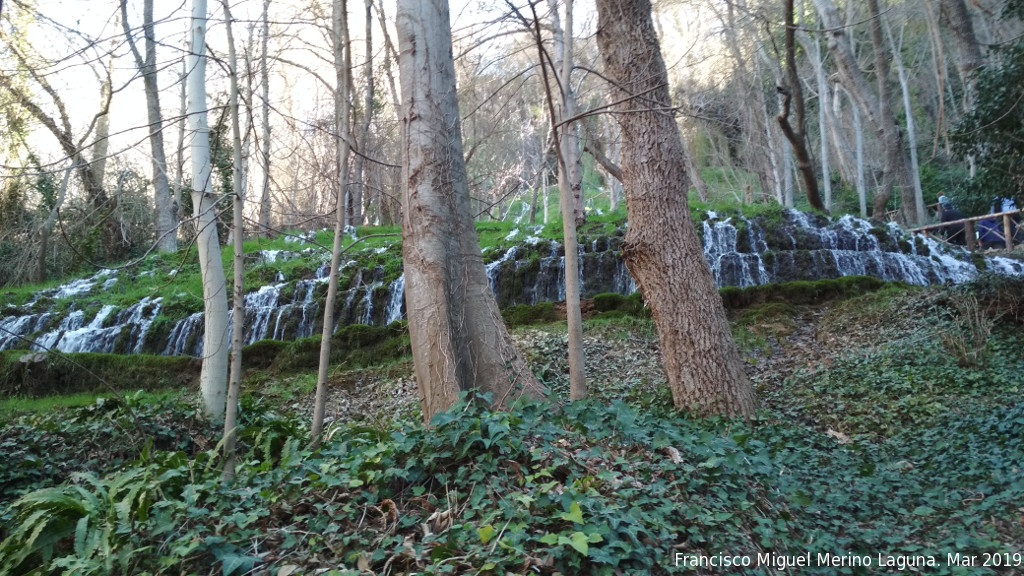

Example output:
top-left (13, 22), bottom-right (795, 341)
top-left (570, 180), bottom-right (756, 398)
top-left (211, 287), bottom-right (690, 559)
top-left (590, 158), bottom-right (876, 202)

top-left (813, 38), bottom-right (832, 210)
top-left (884, 20), bottom-right (927, 225)
top-left (35, 160), bottom-right (74, 284)
top-left (778, 0), bottom-right (824, 211)
top-left (188, 0), bottom-right (229, 421)
top-left (175, 61), bottom-right (186, 224)
top-left (595, 0), bottom-right (756, 418)
top-left (222, 0), bottom-right (245, 480)
top-left (258, 0), bottom-right (273, 236)
top-left (531, 1), bottom-right (585, 401)
top-left (397, 0), bottom-right (545, 423)
top-left (352, 0), bottom-right (374, 227)
top-left (852, 90), bottom-right (868, 218)
top-left (121, 0), bottom-right (176, 252)
top-left (546, 0), bottom-right (586, 225)
top-left (798, 23), bottom-right (837, 209)
top-left (311, 0), bottom-right (353, 442)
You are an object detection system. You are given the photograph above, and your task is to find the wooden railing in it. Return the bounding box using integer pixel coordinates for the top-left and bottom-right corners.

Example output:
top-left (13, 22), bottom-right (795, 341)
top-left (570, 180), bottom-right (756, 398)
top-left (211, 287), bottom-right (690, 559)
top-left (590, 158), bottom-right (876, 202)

top-left (909, 208), bottom-right (1022, 251)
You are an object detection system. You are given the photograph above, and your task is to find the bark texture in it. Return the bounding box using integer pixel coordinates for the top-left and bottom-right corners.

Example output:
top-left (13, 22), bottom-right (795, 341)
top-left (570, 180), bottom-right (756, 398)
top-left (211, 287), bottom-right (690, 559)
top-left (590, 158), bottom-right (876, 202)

top-left (594, 0), bottom-right (756, 418)
top-left (397, 0), bottom-right (545, 423)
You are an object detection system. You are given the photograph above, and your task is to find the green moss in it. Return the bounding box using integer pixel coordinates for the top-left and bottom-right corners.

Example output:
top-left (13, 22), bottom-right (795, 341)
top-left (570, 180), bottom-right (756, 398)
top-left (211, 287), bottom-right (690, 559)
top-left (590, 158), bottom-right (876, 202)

top-left (0, 351), bottom-right (201, 398)
top-left (971, 252), bottom-right (988, 272)
top-left (502, 302), bottom-right (557, 327)
top-left (719, 276), bottom-right (895, 309)
top-left (593, 293), bottom-right (626, 312)
top-left (272, 322), bottom-right (412, 373)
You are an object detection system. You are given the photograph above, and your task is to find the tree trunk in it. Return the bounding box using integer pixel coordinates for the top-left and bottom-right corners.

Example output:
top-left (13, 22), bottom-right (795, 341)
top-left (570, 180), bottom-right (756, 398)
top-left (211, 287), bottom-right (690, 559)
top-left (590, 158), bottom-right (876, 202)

top-left (940, 0), bottom-right (984, 92)
top-left (884, 19), bottom-right (927, 226)
top-left (532, 1), bottom-right (585, 401)
top-left (175, 61), bottom-right (186, 226)
top-left (352, 0), bottom-right (374, 228)
top-left (35, 161), bottom-right (75, 284)
top-left (188, 0), bottom-right (229, 422)
top-left (397, 0), bottom-right (545, 423)
top-left (121, 0), bottom-right (176, 253)
top-left (778, 0), bottom-right (824, 211)
top-left (812, 36), bottom-right (833, 210)
top-left (311, 0), bottom-right (353, 441)
top-left (222, 0), bottom-right (244, 480)
top-left (545, 0), bottom-right (586, 225)
top-left (258, 0), bottom-right (273, 237)
top-left (594, 0), bottom-right (756, 418)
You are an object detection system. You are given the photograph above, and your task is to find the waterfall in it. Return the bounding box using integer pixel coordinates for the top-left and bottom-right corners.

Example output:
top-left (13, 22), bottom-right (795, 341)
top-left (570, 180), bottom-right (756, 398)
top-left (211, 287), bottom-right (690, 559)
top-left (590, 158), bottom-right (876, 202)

top-left (384, 275), bottom-right (406, 325)
top-left (3, 209), bottom-right (1023, 358)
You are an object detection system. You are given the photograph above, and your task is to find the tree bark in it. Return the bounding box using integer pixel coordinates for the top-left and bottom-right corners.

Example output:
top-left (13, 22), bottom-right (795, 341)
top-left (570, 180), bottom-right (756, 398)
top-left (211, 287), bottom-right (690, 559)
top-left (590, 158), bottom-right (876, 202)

top-left (121, 0), bottom-right (177, 252)
top-left (545, 0), bottom-right (586, 225)
top-left (188, 0), bottom-right (230, 422)
top-left (397, 0), bottom-right (545, 423)
top-left (884, 19), bottom-right (927, 225)
top-left (594, 0), bottom-right (756, 418)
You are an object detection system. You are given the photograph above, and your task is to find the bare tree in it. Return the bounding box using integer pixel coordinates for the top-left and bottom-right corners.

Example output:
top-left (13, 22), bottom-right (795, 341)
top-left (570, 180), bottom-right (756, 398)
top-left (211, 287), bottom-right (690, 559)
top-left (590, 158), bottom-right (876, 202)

top-left (121, 0), bottom-right (177, 252)
top-left (311, 0), bottom-right (353, 441)
top-left (595, 0), bottom-right (756, 418)
top-left (812, 0), bottom-right (918, 223)
top-left (777, 0), bottom-right (824, 211)
top-left (258, 0), bottom-right (273, 236)
top-left (222, 0), bottom-right (245, 480)
top-left (527, 0), bottom-right (585, 401)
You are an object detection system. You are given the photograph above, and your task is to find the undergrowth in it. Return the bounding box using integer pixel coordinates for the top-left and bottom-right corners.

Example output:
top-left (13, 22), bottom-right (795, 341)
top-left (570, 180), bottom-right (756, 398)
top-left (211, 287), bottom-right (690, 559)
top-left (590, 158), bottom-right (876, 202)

top-left (2, 279), bottom-right (1023, 575)
top-left (2, 387), bottom-right (1021, 574)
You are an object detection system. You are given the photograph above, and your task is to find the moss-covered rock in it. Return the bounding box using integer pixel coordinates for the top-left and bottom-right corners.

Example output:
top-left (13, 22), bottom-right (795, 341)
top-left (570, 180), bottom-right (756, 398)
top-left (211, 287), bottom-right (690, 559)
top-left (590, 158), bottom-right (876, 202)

top-left (0, 351), bottom-right (201, 398)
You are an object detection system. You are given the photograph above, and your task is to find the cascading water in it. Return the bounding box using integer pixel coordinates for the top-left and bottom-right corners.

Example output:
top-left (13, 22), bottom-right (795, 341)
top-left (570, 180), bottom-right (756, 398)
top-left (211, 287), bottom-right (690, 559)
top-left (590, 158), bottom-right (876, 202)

top-left (3, 210), bottom-right (1023, 358)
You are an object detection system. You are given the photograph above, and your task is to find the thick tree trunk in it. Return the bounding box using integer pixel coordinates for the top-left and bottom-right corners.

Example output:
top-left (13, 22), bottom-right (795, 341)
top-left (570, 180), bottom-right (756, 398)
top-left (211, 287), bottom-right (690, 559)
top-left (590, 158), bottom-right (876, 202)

top-left (188, 0), bottom-right (229, 422)
top-left (940, 0), bottom-right (984, 88)
top-left (121, 0), bottom-right (176, 252)
top-left (594, 0), bottom-right (756, 418)
top-left (397, 0), bottom-right (545, 423)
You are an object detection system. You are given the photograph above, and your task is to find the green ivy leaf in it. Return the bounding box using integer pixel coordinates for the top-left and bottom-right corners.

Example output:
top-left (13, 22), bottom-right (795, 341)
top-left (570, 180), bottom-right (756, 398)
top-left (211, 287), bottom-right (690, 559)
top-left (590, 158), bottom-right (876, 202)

top-left (566, 531), bottom-right (590, 556)
top-left (477, 524), bottom-right (495, 544)
top-left (561, 501), bottom-right (584, 525)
